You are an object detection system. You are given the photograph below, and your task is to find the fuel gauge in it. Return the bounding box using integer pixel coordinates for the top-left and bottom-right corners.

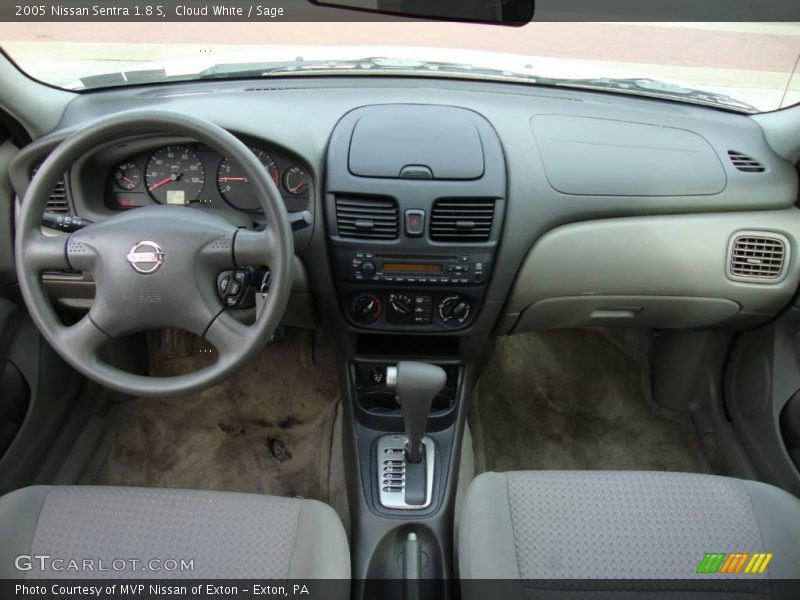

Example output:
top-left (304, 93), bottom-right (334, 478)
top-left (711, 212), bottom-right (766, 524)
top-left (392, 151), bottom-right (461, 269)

top-left (113, 161), bottom-right (141, 191)
top-left (283, 166), bottom-right (309, 196)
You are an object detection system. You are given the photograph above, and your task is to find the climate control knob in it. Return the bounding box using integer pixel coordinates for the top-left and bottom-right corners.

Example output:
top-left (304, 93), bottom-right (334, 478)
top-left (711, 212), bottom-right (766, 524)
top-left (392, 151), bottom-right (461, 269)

top-left (438, 295), bottom-right (472, 326)
top-left (350, 292), bottom-right (382, 324)
top-left (388, 293), bottom-right (413, 316)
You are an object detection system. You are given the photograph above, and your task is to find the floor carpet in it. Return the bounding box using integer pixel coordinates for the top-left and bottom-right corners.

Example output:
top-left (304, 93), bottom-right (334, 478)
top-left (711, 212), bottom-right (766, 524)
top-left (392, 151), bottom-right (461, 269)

top-left (469, 328), bottom-right (714, 475)
top-left (81, 328), bottom-right (346, 522)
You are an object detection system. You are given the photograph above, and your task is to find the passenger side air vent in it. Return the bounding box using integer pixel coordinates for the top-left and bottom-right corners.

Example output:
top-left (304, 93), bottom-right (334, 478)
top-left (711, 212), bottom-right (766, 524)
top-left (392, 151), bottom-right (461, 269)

top-left (335, 196), bottom-right (399, 239)
top-left (430, 198), bottom-right (495, 242)
top-left (727, 150), bottom-right (765, 173)
top-left (32, 166), bottom-right (70, 213)
top-left (728, 233), bottom-right (789, 283)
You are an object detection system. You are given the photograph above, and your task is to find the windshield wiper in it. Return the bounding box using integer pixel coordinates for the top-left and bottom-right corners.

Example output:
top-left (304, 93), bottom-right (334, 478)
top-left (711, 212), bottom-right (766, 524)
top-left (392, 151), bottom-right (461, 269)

top-left (196, 57), bottom-right (537, 81)
top-left (77, 58), bottom-right (526, 89)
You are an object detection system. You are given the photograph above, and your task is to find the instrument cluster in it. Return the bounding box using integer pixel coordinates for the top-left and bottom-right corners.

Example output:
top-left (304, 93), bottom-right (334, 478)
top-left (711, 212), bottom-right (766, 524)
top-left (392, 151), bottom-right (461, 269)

top-left (106, 142), bottom-right (310, 214)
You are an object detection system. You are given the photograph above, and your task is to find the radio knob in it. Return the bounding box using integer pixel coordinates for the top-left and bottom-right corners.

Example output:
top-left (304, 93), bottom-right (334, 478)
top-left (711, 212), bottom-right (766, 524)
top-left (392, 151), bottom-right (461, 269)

top-left (360, 261), bottom-right (376, 277)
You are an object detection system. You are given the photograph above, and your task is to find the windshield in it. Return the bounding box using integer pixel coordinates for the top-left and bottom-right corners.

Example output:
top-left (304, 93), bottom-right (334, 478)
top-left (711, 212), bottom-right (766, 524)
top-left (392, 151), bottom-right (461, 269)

top-left (1, 21), bottom-right (799, 113)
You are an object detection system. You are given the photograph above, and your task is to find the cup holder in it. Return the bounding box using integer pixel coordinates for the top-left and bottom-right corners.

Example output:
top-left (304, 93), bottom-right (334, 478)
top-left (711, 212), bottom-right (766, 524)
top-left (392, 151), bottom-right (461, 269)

top-left (358, 390), bottom-right (454, 416)
top-left (432, 391), bottom-right (454, 413)
top-left (359, 391), bottom-right (398, 414)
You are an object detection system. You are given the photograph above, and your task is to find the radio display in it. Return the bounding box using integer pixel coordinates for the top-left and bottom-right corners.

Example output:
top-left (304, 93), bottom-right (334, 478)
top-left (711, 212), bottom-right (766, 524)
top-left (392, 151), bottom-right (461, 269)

top-left (383, 263), bottom-right (442, 273)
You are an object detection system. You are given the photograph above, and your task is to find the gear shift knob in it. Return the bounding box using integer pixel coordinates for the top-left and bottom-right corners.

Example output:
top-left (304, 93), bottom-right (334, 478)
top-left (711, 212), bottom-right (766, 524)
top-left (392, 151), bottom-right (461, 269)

top-left (387, 361), bottom-right (447, 463)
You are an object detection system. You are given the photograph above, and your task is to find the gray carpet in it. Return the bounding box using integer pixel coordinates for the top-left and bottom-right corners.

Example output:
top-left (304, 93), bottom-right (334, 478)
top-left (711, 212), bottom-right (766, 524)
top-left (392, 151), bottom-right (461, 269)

top-left (470, 328), bottom-right (714, 475)
top-left (81, 328), bottom-right (348, 527)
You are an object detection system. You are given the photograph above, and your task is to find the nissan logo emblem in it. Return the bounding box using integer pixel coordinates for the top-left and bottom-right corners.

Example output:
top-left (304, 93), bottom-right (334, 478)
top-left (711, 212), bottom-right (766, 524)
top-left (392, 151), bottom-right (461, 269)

top-left (126, 241), bottom-right (165, 275)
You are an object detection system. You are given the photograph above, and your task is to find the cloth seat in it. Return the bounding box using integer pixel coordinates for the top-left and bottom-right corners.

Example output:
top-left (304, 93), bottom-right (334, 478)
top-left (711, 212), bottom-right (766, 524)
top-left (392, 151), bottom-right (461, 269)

top-left (0, 485), bottom-right (349, 581)
top-left (459, 471), bottom-right (800, 589)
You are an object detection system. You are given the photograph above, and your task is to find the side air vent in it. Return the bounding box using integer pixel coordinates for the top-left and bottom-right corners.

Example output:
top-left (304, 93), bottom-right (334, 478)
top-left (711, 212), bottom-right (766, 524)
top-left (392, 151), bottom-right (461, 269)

top-left (335, 196), bottom-right (399, 240)
top-left (430, 198), bottom-right (495, 242)
top-left (728, 233), bottom-right (789, 283)
top-left (45, 178), bottom-right (69, 213)
top-left (32, 166), bottom-right (70, 213)
top-left (727, 150), bottom-right (765, 173)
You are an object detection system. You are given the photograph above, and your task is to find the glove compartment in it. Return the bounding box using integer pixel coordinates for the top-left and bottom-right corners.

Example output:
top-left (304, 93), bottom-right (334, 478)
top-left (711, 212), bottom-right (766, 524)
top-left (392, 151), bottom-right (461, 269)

top-left (505, 210), bottom-right (800, 332)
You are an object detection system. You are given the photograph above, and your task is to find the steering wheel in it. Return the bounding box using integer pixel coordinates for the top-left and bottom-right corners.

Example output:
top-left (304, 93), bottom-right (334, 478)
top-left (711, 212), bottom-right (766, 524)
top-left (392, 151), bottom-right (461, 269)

top-left (15, 110), bottom-right (294, 397)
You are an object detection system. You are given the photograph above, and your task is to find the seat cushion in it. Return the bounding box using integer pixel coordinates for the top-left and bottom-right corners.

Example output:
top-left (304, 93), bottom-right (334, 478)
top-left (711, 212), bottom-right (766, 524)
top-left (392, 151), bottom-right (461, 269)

top-left (0, 485), bottom-right (349, 580)
top-left (459, 471), bottom-right (800, 582)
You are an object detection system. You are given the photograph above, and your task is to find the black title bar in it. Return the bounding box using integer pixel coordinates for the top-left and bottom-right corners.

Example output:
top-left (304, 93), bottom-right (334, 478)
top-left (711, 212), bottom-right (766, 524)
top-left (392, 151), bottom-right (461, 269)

top-left (2, 0), bottom-right (800, 22)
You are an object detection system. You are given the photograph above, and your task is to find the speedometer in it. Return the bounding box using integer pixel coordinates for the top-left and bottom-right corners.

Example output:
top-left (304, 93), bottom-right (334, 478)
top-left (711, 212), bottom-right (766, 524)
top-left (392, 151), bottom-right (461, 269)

top-left (217, 149), bottom-right (280, 212)
top-left (145, 146), bottom-right (205, 204)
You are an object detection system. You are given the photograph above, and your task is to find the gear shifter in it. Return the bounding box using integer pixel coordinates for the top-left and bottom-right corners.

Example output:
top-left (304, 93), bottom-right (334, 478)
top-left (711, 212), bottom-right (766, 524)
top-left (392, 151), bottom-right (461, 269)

top-left (387, 362), bottom-right (447, 462)
top-left (378, 361), bottom-right (446, 509)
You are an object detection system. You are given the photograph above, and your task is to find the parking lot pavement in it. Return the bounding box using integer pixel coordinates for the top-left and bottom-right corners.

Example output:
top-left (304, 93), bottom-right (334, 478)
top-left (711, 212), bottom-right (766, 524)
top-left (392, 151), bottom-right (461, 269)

top-left (1, 21), bottom-right (799, 110)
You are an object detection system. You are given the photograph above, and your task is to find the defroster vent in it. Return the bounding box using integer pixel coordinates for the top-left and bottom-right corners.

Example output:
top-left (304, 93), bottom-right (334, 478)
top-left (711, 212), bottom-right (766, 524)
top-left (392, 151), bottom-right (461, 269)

top-left (335, 196), bottom-right (399, 239)
top-left (430, 198), bottom-right (495, 242)
top-left (728, 233), bottom-right (788, 282)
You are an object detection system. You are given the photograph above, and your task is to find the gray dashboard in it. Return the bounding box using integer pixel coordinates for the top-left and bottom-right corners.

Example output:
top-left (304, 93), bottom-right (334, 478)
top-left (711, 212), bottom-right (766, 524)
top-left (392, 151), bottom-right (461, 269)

top-left (9, 76), bottom-right (800, 343)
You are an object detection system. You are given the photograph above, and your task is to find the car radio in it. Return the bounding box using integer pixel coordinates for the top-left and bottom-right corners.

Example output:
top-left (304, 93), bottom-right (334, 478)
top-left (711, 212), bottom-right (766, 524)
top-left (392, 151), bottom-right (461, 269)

top-left (337, 252), bottom-right (493, 286)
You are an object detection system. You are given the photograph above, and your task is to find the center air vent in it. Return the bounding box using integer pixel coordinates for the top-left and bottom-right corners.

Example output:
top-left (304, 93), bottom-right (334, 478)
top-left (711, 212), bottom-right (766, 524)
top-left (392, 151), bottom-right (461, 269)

top-left (430, 198), bottom-right (495, 242)
top-left (32, 166), bottom-right (70, 213)
top-left (335, 196), bottom-right (399, 240)
top-left (728, 233), bottom-right (789, 283)
top-left (727, 150), bottom-right (765, 173)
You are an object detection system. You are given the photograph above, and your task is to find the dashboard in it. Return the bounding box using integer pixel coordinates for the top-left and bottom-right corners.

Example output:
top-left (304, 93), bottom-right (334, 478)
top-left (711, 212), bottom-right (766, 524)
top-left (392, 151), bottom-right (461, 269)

top-left (7, 76), bottom-right (800, 359)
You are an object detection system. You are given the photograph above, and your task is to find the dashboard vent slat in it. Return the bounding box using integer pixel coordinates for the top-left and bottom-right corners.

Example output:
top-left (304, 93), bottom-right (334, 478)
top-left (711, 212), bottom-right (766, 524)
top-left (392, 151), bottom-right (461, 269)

top-left (32, 166), bottom-right (70, 213)
top-left (430, 198), bottom-right (495, 242)
top-left (46, 178), bottom-right (69, 213)
top-left (335, 196), bottom-right (398, 240)
top-left (727, 150), bottom-right (765, 173)
top-left (728, 234), bottom-right (788, 282)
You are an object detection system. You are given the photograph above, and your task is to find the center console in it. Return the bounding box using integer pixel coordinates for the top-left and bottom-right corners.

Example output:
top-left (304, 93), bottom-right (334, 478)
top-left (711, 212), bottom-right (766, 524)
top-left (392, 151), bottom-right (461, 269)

top-left (324, 104), bottom-right (506, 333)
top-left (323, 104), bottom-right (505, 591)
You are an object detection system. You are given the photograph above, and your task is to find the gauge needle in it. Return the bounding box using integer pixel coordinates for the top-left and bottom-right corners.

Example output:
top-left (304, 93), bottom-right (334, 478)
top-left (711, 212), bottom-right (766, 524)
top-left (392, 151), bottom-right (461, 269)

top-left (148, 173), bottom-right (181, 192)
top-left (290, 183), bottom-right (304, 193)
top-left (218, 177), bottom-right (246, 182)
top-left (122, 176), bottom-right (136, 186)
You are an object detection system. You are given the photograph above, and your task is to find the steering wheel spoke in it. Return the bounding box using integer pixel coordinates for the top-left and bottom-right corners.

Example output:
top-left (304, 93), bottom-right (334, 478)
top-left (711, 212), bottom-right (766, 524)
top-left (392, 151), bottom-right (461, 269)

top-left (204, 311), bottom-right (250, 357)
top-left (24, 231), bottom-right (71, 272)
top-left (233, 227), bottom-right (279, 268)
top-left (55, 315), bottom-right (110, 361)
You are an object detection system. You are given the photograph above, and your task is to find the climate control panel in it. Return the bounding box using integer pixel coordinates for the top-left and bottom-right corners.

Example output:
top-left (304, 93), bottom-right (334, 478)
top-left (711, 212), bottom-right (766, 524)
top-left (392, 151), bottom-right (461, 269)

top-left (333, 247), bottom-right (492, 331)
top-left (349, 290), bottom-right (475, 330)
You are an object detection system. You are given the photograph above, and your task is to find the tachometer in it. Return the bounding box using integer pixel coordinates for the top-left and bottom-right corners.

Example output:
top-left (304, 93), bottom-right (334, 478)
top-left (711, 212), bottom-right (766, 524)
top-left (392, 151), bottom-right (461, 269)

top-left (145, 146), bottom-right (205, 204)
top-left (217, 149), bottom-right (280, 212)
